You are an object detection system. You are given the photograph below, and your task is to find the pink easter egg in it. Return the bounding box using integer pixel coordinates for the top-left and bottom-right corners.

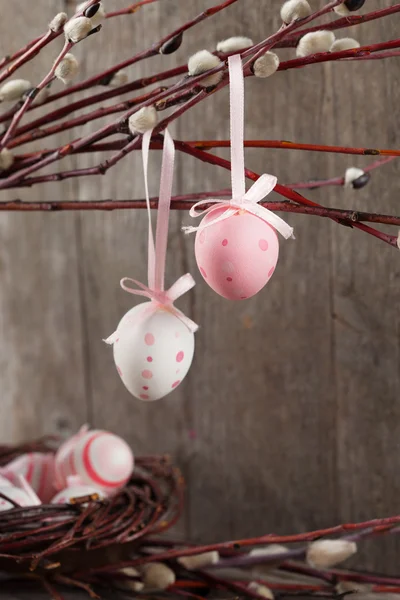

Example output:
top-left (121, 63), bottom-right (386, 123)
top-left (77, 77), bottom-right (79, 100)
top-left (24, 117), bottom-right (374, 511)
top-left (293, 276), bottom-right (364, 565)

top-left (195, 207), bottom-right (279, 300)
top-left (55, 425), bottom-right (89, 490)
top-left (60, 430), bottom-right (134, 492)
top-left (0, 486), bottom-right (34, 511)
top-left (5, 452), bottom-right (57, 503)
top-left (51, 484), bottom-right (104, 505)
top-left (113, 302), bottom-right (195, 401)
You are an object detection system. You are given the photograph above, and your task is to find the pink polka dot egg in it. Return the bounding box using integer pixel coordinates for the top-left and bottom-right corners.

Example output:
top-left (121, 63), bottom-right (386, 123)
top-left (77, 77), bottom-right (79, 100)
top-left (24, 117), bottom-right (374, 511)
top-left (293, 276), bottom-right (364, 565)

top-left (4, 452), bottom-right (57, 502)
top-left (55, 429), bottom-right (134, 493)
top-left (195, 207), bottom-right (279, 300)
top-left (113, 302), bottom-right (195, 401)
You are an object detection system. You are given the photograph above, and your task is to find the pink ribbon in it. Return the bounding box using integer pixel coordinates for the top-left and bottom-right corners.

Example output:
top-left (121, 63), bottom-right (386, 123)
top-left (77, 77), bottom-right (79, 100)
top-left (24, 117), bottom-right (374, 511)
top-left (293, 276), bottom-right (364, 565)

top-left (105, 129), bottom-right (198, 345)
top-left (183, 54), bottom-right (294, 240)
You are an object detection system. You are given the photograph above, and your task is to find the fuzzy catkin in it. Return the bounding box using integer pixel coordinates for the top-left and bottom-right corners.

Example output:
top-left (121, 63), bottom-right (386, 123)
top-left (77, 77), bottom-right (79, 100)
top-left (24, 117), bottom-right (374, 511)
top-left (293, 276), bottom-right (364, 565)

top-left (128, 106), bottom-right (158, 134)
top-left (216, 36), bottom-right (253, 53)
top-left (280, 0), bottom-right (311, 23)
top-left (188, 50), bottom-right (223, 88)
top-left (296, 31), bottom-right (336, 57)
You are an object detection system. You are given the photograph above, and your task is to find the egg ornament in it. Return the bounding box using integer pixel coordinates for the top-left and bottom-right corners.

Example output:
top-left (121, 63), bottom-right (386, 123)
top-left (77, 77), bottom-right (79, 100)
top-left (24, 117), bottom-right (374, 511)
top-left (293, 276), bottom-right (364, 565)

top-left (55, 429), bottom-right (134, 493)
top-left (184, 55), bottom-right (294, 299)
top-left (105, 129), bottom-right (198, 401)
top-left (113, 301), bottom-right (195, 401)
top-left (194, 205), bottom-right (280, 300)
top-left (4, 452), bottom-right (56, 502)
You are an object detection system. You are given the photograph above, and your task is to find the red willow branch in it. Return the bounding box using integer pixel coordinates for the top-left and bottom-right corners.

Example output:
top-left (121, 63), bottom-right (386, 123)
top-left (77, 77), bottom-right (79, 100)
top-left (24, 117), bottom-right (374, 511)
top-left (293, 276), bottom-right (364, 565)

top-left (1, 197), bottom-right (399, 229)
top-left (105, 0), bottom-right (159, 19)
top-left (6, 35), bottom-right (400, 150)
top-left (276, 3), bottom-right (400, 49)
top-left (174, 141), bottom-right (399, 248)
top-left (0, 0), bottom-right (100, 85)
top-left (36, 0), bottom-right (239, 107)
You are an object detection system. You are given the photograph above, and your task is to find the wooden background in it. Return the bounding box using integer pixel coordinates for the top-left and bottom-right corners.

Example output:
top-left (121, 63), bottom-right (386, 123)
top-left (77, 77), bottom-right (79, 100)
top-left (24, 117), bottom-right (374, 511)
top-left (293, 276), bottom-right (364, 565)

top-left (1, 1), bottom-right (400, 594)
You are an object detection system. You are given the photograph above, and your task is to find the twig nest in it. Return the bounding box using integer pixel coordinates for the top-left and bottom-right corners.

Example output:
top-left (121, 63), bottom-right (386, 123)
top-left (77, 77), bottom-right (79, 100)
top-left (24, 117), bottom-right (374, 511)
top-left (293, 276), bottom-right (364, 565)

top-left (0, 149), bottom-right (14, 171)
top-left (334, 0), bottom-right (365, 15)
top-left (0, 79), bottom-right (32, 102)
top-left (187, 50), bottom-right (223, 88)
top-left (49, 12), bottom-right (68, 32)
top-left (178, 551), bottom-right (220, 570)
top-left (344, 167), bottom-right (370, 189)
top-left (330, 37), bottom-right (360, 52)
top-left (248, 582), bottom-right (274, 600)
top-left (306, 539), bottom-right (357, 568)
top-left (64, 16), bottom-right (93, 43)
top-left (252, 52), bottom-right (280, 78)
top-left (216, 36), bottom-right (253, 53)
top-left (296, 31), bottom-right (336, 57)
top-left (280, 0), bottom-right (311, 24)
top-left (77, 1), bottom-right (106, 26)
top-left (128, 105), bottom-right (158, 134)
top-left (55, 53), bottom-right (80, 84)
top-left (118, 567), bottom-right (144, 592)
top-left (141, 562), bottom-right (176, 590)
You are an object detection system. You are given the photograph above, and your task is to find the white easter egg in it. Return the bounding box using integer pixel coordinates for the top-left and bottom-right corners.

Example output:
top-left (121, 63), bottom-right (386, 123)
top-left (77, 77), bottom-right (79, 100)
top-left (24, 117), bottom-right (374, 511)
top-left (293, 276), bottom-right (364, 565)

top-left (0, 474), bottom-right (13, 487)
top-left (0, 486), bottom-right (33, 511)
top-left (51, 484), bottom-right (104, 505)
top-left (113, 302), bottom-right (195, 401)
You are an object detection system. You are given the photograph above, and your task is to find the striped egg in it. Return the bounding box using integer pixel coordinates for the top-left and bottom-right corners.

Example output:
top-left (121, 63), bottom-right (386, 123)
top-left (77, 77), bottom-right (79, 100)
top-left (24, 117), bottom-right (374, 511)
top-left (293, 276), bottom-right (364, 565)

top-left (55, 430), bottom-right (134, 493)
top-left (4, 452), bottom-right (56, 503)
top-left (0, 486), bottom-right (34, 511)
top-left (54, 425), bottom-right (89, 490)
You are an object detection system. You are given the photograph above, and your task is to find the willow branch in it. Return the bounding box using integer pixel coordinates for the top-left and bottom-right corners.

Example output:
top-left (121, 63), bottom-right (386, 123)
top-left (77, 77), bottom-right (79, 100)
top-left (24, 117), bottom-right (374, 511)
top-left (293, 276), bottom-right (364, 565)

top-left (1, 198), bottom-right (399, 228)
top-left (105, 0), bottom-right (160, 19)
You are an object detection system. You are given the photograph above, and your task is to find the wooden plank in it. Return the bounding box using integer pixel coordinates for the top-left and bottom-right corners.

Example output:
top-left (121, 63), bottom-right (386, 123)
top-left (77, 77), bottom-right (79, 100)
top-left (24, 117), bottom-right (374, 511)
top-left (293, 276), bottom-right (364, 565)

top-left (329, 4), bottom-right (400, 572)
top-left (0, 1), bottom-right (88, 443)
top-left (175, 0), bottom-right (337, 542)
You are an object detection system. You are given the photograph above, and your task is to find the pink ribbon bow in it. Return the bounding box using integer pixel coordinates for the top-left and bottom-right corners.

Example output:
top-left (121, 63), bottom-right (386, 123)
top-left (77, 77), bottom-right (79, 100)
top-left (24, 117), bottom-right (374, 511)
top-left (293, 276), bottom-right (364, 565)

top-left (182, 54), bottom-right (294, 240)
top-left (105, 129), bottom-right (198, 345)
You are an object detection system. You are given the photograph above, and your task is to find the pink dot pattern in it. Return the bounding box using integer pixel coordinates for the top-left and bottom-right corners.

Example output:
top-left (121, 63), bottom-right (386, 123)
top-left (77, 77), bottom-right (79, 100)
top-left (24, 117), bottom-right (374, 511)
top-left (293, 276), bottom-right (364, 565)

top-left (116, 366), bottom-right (122, 377)
top-left (143, 386), bottom-right (149, 390)
top-left (195, 208), bottom-right (280, 300)
top-left (172, 380), bottom-right (181, 389)
top-left (140, 394), bottom-right (149, 400)
top-left (176, 351), bottom-right (184, 363)
top-left (147, 356), bottom-right (153, 362)
top-left (145, 333), bottom-right (155, 346)
top-left (142, 370), bottom-right (153, 379)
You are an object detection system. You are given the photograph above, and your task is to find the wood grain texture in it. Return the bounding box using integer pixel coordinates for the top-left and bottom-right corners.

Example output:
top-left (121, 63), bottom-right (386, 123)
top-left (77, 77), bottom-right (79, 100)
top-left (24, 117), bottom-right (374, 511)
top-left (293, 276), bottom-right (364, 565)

top-left (0, 0), bottom-right (399, 586)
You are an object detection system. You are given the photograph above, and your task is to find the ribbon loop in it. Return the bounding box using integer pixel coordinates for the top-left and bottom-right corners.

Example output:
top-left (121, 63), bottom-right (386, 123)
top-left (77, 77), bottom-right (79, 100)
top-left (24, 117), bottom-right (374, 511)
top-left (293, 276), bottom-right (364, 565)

top-left (105, 127), bottom-right (198, 345)
top-left (182, 54), bottom-right (294, 241)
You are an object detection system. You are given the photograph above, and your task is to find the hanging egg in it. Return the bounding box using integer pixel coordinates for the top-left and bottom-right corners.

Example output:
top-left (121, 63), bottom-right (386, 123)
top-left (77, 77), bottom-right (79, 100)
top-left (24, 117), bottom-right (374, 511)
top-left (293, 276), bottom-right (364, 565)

top-left (4, 452), bottom-right (57, 503)
top-left (194, 207), bottom-right (279, 300)
top-left (0, 485), bottom-right (34, 511)
top-left (56, 429), bottom-right (134, 492)
top-left (113, 302), bottom-right (195, 401)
